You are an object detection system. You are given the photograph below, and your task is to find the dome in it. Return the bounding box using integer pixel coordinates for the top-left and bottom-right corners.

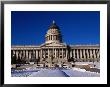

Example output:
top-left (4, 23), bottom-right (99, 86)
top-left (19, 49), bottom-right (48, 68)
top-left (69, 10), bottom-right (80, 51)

top-left (45, 20), bottom-right (62, 43)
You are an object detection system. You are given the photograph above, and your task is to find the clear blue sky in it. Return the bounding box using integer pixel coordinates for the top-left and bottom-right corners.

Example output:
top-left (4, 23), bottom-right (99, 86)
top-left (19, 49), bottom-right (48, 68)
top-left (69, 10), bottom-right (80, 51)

top-left (11, 11), bottom-right (100, 45)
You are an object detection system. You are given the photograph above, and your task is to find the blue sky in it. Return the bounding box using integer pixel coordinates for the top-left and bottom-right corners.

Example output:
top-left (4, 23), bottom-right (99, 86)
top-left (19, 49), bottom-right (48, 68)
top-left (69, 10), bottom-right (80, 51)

top-left (11, 11), bottom-right (100, 45)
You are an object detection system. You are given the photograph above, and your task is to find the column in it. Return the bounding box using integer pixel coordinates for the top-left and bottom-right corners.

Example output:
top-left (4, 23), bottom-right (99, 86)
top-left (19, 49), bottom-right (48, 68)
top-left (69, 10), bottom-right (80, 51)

top-left (62, 48), bottom-right (63, 58)
top-left (90, 49), bottom-right (92, 58)
top-left (55, 49), bottom-right (56, 58)
top-left (48, 49), bottom-right (49, 58)
top-left (17, 50), bottom-right (19, 59)
top-left (80, 49), bottom-right (82, 61)
top-left (14, 50), bottom-right (16, 59)
top-left (25, 50), bottom-right (26, 59)
top-left (36, 50), bottom-right (38, 59)
top-left (73, 49), bottom-right (75, 58)
top-left (93, 49), bottom-right (96, 58)
top-left (83, 49), bottom-right (86, 58)
top-left (48, 36), bottom-right (49, 40)
top-left (42, 50), bottom-right (44, 58)
top-left (20, 50), bottom-right (21, 59)
top-left (70, 50), bottom-right (72, 58)
top-left (66, 49), bottom-right (68, 59)
top-left (15, 50), bottom-right (17, 59)
top-left (97, 49), bottom-right (100, 61)
top-left (53, 47), bottom-right (54, 58)
top-left (41, 49), bottom-right (42, 58)
top-left (44, 49), bottom-right (46, 58)
top-left (86, 49), bottom-right (89, 59)
top-left (23, 50), bottom-right (25, 59)
top-left (13, 50), bottom-right (15, 55)
top-left (53, 36), bottom-right (54, 40)
top-left (52, 35), bottom-right (53, 40)
top-left (29, 50), bottom-right (31, 60)
top-left (26, 50), bottom-right (28, 61)
top-left (58, 49), bottom-right (59, 58)
top-left (53, 35), bottom-right (54, 40)
top-left (77, 49), bottom-right (79, 61)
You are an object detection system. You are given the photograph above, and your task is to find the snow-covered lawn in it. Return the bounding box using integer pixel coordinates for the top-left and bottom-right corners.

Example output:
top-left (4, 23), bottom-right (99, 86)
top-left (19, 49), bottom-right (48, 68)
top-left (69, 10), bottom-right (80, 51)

top-left (75, 62), bottom-right (100, 69)
top-left (11, 67), bottom-right (100, 77)
top-left (61, 68), bottom-right (100, 77)
top-left (29, 69), bottom-right (66, 77)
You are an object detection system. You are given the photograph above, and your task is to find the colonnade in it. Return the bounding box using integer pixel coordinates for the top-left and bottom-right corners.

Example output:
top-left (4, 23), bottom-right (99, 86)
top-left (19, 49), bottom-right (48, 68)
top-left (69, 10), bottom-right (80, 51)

top-left (11, 47), bottom-right (100, 63)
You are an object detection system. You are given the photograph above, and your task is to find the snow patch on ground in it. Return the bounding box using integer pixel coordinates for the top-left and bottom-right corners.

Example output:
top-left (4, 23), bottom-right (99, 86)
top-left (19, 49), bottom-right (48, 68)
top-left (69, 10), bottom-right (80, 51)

top-left (29, 69), bottom-right (66, 77)
top-left (75, 62), bottom-right (100, 69)
top-left (61, 68), bottom-right (100, 77)
top-left (12, 67), bottom-right (100, 77)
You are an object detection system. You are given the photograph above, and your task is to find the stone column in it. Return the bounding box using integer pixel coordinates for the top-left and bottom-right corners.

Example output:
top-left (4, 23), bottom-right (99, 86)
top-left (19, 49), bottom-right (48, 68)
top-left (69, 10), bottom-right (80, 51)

top-left (15, 50), bottom-right (18, 60)
top-left (86, 49), bottom-right (89, 59)
top-left (55, 49), bottom-right (56, 58)
top-left (23, 50), bottom-right (25, 59)
top-left (70, 50), bottom-right (72, 58)
top-left (53, 47), bottom-right (54, 58)
top-left (44, 49), bottom-right (46, 58)
top-left (90, 49), bottom-right (92, 58)
top-left (93, 49), bottom-right (96, 58)
top-left (77, 49), bottom-right (79, 61)
top-left (41, 49), bottom-right (42, 58)
top-left (36, 50), bottom-right (38, 59)
top-left (48, 49), bottom-right (50, 59)
top-left (38, 50), bottom-right (39, 58)
top-left (42, 50), bottom-right (44, 58)
top-left (80, 49), bottom-right (82, 58)
top-left (13, 50), bottom-right (15, 55)
top-left (52, 35), bottom-right (53, 40)
top-left (83, 49), bottom-right (86, 58)
top-left (57, 49), bottom-right (59, 58)
top-left (73, 49), bottom-right (75, 58)
top-left (97, 49), bottom-right (100, 59)
top-left (20, 51), bottom-right (22, 59)
top-left (66, 49), bottom-right (68, 59)
top-left (26, 50), bottom-right (28, 61)
top-left (48, 36), bottom-right (49, 40)
top-left (29, 50), bottom-right (31, 61)
top-left (62, 48), bottom-right (63, 58)
top-left (80, 49), bottom-right (82, 61)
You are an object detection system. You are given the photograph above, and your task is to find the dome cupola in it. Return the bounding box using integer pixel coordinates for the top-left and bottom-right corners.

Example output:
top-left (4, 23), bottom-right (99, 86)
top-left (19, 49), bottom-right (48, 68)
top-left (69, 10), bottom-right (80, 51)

top-left (45, 20), bottom-right (62, 43)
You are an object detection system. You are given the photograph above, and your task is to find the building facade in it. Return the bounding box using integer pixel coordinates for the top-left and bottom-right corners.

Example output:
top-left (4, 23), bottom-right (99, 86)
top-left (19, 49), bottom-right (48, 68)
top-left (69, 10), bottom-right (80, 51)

top-left (11, 21), bottom-right (100, 67)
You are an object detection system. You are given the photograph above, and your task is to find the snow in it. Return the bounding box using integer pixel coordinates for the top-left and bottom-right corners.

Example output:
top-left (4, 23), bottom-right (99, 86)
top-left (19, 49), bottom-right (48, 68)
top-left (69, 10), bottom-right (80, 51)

top-left (75, 62), bottom-right (100, 69)
top-left (29, 69), bottom-right (66, 77)
top-left (61, 68), bottom-right (100, 77)
top-left (11, 67), bottom-right (100, 77)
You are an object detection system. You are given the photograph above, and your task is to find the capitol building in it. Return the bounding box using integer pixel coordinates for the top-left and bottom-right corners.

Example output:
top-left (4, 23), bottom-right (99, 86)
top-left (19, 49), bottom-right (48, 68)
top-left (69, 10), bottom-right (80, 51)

top-left (11, 21), bottom-right (100, 67)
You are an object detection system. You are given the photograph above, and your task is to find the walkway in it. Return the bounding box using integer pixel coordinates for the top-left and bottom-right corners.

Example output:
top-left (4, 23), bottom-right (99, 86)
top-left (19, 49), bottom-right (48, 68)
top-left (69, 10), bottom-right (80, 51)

top-left (29, 68), bottom-right (69, 77)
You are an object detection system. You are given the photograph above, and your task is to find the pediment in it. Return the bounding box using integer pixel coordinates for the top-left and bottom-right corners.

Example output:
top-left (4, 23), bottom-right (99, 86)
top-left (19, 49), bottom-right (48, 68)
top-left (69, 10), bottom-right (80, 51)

top-left (40, 42), bottom-right (67, 47)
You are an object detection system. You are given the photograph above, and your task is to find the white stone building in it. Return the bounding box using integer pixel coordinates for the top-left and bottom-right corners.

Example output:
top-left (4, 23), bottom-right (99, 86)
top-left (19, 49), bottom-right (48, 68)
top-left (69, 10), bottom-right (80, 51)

top-left (11, 21), bottom-right (100, 67)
